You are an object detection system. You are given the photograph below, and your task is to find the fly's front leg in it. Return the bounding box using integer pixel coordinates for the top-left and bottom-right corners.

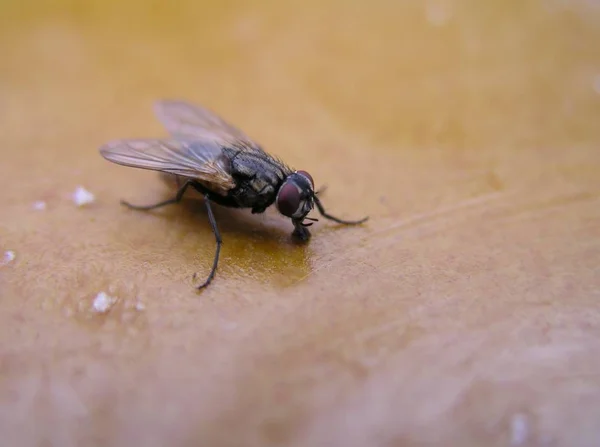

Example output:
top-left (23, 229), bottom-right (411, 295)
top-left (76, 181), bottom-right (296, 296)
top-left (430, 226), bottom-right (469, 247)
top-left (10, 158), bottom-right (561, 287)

top-left (292, 219), bottom-right (311, 242)
top-left (121, 180), bottom-right (192, 211)
top-left (313, 195), bottom-right (369, 225)
top-left (193, 195), bottom-right (222, 289)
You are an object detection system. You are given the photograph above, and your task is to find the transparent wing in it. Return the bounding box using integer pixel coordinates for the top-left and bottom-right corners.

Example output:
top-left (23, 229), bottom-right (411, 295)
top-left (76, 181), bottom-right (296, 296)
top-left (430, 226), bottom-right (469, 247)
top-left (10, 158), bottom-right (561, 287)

top-left (153, 99), bottom-right (266, 154)
top-left (99, 138), bottom-right (236, 192)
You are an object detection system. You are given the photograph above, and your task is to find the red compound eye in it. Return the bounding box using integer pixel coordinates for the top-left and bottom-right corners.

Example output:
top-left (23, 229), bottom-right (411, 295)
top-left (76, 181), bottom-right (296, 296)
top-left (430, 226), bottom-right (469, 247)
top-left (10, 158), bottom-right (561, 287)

top-left (276, 182), bottom-right (301, 217)
top-left (296, 170), bottom-right (314, 188)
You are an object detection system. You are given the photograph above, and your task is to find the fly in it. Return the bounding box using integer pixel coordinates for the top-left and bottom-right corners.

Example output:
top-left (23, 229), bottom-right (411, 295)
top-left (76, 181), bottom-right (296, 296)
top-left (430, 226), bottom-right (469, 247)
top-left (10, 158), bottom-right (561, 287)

top-left (99, 99), bottom-right (368, 289)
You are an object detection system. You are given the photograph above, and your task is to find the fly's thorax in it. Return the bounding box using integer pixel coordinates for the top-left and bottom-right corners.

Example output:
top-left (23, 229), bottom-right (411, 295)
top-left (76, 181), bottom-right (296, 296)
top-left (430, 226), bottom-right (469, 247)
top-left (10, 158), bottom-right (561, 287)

top-left (276, 171), bottom-right (315, 219)
top-left (248, 176), bottom-right (276, 197)
top-left (225, 148), bottom-right (289, 184)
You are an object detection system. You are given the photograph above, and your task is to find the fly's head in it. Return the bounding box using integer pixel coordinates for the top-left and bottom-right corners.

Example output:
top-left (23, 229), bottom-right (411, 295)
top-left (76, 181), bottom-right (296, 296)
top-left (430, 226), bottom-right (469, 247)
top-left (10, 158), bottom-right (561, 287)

top-left (276, 170), bottom-right (317, 241)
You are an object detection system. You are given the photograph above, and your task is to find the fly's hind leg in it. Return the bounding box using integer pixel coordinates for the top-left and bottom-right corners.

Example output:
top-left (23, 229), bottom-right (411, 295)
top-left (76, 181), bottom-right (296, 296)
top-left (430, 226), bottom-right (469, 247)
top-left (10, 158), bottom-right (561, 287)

top-left (193, 194), bottom-right (222, 289)
top-left (121, 180), bottom-right (192, 211)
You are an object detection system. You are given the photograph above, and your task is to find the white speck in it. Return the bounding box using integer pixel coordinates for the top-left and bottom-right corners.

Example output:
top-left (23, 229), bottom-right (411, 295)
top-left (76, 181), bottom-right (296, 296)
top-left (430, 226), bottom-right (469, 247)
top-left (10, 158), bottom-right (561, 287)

top-left (510, 413), bottom-right (529, 446)
top-left (134, 301), bottom-right (146, 311)
top-left (222, 320), bottom-right (238, 331)
top-left (593, 75), bottom-right (600, 94)
top-left (426, 1), bottom-right (452, 26)
top-left (72, 186), bottom-right (95, 207)
top-left (92, 292), bottom-right (117, 313)
top-left (33, 201), bottom-right (47, 210)
top-left (2, 250), bottom-right (16, 265)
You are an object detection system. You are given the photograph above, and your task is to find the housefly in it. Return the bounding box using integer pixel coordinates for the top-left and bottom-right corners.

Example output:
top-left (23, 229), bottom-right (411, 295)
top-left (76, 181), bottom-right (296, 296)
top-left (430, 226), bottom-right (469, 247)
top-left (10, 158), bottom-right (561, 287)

top-left (99, 100), bottom-right (368, 289)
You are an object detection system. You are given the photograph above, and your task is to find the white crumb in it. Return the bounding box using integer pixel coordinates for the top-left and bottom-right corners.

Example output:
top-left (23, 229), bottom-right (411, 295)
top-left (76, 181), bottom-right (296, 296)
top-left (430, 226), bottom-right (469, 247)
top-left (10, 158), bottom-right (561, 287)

top-left (92, 292), bottom-right (117, 313)
top-left (510, 413), bottom-right (529, 446)
top-left (2, 250), bottom-right (16, 265)
top-left (72, 186), bottom-right (95, 207)
top-left (33, 201), bottom-right (47, 211)
top-left (134, 301), bottom-right (146, 311)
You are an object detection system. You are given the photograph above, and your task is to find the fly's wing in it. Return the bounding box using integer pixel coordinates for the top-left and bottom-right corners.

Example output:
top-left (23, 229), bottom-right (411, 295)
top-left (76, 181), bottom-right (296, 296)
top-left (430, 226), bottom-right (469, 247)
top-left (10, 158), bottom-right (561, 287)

top-left (153, 99), bottom-right (266, 155)
top-left (99, 138), bottom-right (236, 194)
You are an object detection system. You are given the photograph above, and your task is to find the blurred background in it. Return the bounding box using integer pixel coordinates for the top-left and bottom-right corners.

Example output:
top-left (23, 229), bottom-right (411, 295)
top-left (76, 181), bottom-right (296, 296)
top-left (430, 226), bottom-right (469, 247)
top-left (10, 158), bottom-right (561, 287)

top-left (1, 0), bottom-right (599, 446)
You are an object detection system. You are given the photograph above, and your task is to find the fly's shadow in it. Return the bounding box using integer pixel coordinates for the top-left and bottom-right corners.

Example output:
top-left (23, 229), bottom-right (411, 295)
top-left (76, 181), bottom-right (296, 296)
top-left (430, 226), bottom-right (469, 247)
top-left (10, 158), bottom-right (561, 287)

top-left (157, 172), bottom-right (305, 241)
top-left (119, 173), bottom-right (312, 288)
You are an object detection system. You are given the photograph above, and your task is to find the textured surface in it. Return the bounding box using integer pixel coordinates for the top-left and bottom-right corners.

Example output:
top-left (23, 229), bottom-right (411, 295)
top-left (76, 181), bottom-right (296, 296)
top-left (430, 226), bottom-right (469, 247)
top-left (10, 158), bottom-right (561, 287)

top-left (1, 0), bottom-right (600, 445)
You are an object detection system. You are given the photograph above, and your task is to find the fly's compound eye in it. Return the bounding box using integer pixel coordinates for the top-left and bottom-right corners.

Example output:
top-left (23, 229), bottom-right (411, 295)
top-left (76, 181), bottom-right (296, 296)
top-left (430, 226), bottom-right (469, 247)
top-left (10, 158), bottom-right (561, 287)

top-left (276, 182), bottom-right (302, 218)
top-left (296, 170), bottom-right (314, 189)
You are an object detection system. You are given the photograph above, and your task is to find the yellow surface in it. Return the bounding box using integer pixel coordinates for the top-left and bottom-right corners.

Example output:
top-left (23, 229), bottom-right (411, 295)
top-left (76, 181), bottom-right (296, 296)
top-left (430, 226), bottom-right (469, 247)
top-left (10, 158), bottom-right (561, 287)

top-left (1, 0), bottom-right (600, 445)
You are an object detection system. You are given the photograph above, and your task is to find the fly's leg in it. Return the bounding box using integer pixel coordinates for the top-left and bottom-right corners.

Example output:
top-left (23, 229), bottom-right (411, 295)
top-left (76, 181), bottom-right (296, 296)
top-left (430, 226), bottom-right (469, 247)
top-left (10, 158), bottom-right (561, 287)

top-left (193, 195), bottom-right (222, 289)
top-left (121, 180), bottom-right (192, 211)
top-left (315, 185), bottom-right (327, 196)
top-left (313, 195), bottom-right (369, 225)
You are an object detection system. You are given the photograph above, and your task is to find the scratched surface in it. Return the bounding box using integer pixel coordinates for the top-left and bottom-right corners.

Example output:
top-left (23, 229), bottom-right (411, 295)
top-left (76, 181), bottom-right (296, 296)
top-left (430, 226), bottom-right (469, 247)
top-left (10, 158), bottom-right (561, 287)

top-left (1, 0), bottom-right (600, 445)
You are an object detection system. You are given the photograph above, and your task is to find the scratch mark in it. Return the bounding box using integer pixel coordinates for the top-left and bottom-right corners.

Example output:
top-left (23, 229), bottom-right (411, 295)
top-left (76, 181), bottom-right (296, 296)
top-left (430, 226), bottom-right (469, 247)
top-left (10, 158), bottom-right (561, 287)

top-left (486, 190), bottom-right (599, 224)
top-left (295, 191), bottom-right (515, 285)
top-left (370, 191), bottom-right (511, 239)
